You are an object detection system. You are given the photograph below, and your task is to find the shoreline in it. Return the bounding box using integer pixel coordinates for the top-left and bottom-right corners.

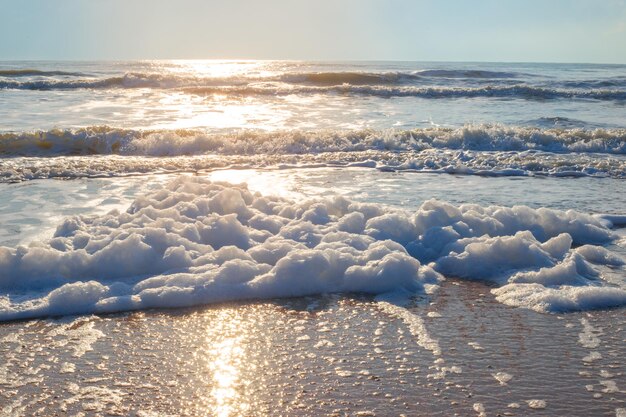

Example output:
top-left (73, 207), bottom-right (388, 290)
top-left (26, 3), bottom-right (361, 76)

top-left (1, 279), bottom-right (623, 416)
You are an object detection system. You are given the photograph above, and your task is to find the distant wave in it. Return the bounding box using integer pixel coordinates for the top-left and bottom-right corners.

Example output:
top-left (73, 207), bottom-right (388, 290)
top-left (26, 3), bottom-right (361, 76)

top-left (0, 72), bottom-right (202, 90)
top-left (1, 125), bottom-right (624, 157)
top-left (415, 69), bottom-right (523, 78)
top-left (0, 72), bottom-right (235, 90)
top-left (2, 70), bottom-right (625, 101)
top-left (559, 78), bottom-right (626, 89)
top-left (0, 77), bottom-right (126, 90)
top-left (0, 68), bottom-right (517, 86)
top-left (185, 84), bottom-right (626, 101)
top-left (277, 71), bottom-right (422, 85)
top-left (0, 71), bottom-right (421, 90)
top-left (0, 69), bottom-right (87, 77)
top-left (6, 78), bottom-right (622, 101)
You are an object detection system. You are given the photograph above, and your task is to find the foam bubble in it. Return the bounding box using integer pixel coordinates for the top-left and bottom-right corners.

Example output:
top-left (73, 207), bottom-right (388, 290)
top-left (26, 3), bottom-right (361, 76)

top-left (0, 177), bottom-right (623, 321)
top-left (527, 399), bottom-right (547, 409)
top-left (492, 372), bottom-right (513, 385)
top-left (578, 318), bottom-right (602, 349)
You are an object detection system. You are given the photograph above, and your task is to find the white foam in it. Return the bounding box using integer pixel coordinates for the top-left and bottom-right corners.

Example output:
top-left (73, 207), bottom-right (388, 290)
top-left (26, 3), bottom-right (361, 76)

top-left (493, 284), bottom-right (626, 313)
top-left (578, 318), bottom-right (602, 349)
top-left (583, 351), bottom-right (603, 363)
top-left (468, 342), bottom-right (485, 351)
top-left (0, 177), bottom-right (623, 320)
top-left (600, 380), bottom-right (621, 394)
top-left (492, 371), bottom-right (513, 385)
top-left (60, 362), bottom-right (76, 374)
top-left (576, 245), bottom-right (626, 266)
top-left (473, 402), bottom-right (486, 417)
top-left (527, 399), bottom-right (547, 409)
top-left (49, 317), bottom-right (105, 357)
top-left (377, 302), bottom-right (441, 356)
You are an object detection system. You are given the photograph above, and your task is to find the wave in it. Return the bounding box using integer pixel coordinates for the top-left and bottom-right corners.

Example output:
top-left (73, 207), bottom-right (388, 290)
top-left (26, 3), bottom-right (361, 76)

top-left (1, 71), bottom-right (422, 90)
top-left (415, 69), bottom-right (523, 78)
top-left (2, 149), bottom-right (624, 183)
top-left (1, 125), bottom-right (624, 157)
top-left (184, 84), bottom-right (626, 101)
top-left (559, 78), bottom-right (626, 89)
top-left (1, 71), bottom-right (422, 91)
top-left (0, 69), bottom-right (87, 77)
top-left (0, 177), bottom-right (623, 321)
top-left (2, 71), bottom-right (625, 101)
top-left (526, 117), bottom-right (599, 129)
top-left (0, 72), bottom-right (208, 90)
top-left (277, 71), bottom-right (422, 85)
top-left (0, 77), bottom-right (126, 90)
top-left (0, 68), bottom-right (518, 87)
top-left (0, 125), bottom-right (625, 181)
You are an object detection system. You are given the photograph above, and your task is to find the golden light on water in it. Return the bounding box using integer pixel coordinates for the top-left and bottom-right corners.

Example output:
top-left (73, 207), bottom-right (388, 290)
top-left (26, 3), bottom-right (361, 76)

top-left (153, 92), bottom-right (289, 130)
top-left (209, 337), bottom-right (244, 417)
top-left (148, 60), bottom-right (292, 130)
top-left (200, 309), bottom-right (252, 417)
top-left (169, 59), bottom-right (269, 79)
top-left (60, 59), bottom-right (367, 132)
top-left (206, 169), bottom-right (297, 199)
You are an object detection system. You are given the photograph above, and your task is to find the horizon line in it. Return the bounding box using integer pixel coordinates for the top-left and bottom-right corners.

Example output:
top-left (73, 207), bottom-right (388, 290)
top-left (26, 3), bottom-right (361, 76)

top-left (1, 58), bottom-right (625, 66)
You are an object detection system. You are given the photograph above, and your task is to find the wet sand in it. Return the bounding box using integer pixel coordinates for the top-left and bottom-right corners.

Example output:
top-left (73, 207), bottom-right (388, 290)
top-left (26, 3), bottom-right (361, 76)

top-left (1, 279), bottom-right (624, 416)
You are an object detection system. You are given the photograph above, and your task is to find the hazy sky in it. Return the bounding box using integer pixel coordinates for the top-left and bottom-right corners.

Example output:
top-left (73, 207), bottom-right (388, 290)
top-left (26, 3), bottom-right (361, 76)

top-left (1, 0), bottom-right (625, 63)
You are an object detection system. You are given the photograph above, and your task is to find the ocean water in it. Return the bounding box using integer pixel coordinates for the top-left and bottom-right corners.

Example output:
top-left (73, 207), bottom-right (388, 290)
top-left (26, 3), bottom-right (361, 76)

top-left (1, 61), bottom-right (625, 415)
top-left (1, 60), bottom-right (625, 180)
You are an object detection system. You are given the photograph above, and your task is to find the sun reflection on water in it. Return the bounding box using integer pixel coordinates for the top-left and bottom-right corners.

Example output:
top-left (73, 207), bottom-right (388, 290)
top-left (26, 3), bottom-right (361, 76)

top-left (210, 337), bottom-right (244, 417)
top-left (206, 169), bottom-right (299, 199)
top-left (201, 309), bottom-right (252, 417)
top-left (169, 59), bottom-right (271, 79)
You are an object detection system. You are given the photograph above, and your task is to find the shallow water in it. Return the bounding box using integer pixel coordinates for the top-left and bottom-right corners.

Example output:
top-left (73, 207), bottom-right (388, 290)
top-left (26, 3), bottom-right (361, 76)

top-left (1, 169), bottom-right (625, 248)
top-left (1, 281), bottom-right (624, 416)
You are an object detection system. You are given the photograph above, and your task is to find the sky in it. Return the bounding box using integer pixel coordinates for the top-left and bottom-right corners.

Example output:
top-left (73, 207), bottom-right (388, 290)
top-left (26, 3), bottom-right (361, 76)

top-left (1, 0), bottom-right (625, 63)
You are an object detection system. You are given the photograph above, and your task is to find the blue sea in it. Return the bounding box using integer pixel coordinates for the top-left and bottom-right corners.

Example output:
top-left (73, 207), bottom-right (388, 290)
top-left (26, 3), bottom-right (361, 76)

top-left (0, 61), bottom-right (625, 416)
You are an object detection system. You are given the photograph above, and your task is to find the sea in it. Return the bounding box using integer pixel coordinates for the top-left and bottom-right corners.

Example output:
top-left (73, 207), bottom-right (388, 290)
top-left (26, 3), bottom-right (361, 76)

top-left (0, 61), bottom-right (625, 416)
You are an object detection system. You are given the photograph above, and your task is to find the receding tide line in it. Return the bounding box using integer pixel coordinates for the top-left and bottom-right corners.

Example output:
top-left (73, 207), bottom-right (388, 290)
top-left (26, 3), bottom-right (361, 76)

top-left (376, 301), bottom-right (441, 356)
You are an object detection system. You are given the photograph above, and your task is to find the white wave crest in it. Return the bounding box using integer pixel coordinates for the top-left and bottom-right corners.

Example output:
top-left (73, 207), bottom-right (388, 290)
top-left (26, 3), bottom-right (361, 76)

top-left (0, 125), bottom-right (624, 181)
top-left (1, 125), bottom-right (624, 156)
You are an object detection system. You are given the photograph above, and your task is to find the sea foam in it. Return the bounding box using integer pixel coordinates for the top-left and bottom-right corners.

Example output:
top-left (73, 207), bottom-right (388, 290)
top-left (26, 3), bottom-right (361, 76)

top-left (0, 177), bottom-right (623, 321)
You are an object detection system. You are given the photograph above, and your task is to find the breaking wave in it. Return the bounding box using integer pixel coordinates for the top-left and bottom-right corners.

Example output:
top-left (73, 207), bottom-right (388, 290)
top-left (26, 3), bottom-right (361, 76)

top-left (1, 125), bottom-right (625, 181)
top-left (1, 125), bottom-right (624, 157)
top-left (0, 177), bottom-right (624, 321)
